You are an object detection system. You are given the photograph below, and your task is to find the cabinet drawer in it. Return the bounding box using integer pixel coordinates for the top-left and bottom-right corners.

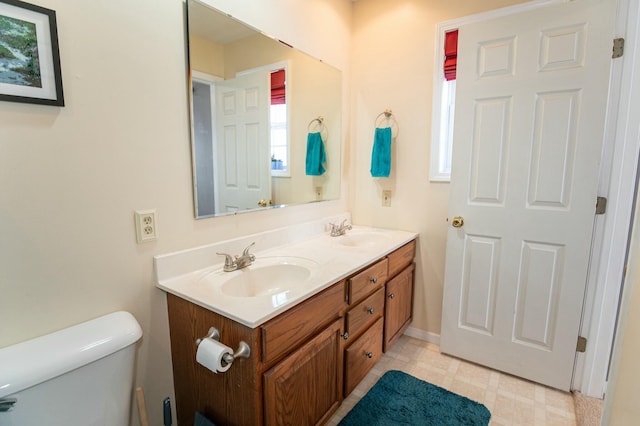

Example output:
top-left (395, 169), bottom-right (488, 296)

top-left (261, 282), bottom-right (346, 364)
top-left (344, 317), bottom-right (383, 396)
top-left (387, 240), bottom-right (416, 278)
top-left (347, 258), bottom-right (388, 305)
top-left (345, 287), bottom-right (384, 340)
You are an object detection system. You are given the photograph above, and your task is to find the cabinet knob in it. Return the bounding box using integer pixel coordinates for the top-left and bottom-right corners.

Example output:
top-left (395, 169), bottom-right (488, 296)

top-left (388, 293), bottom-right (395, 299)
top-left (370, 277), bottom-right (378, 284)
top-left (341, 332), bottom-right (349, 340)
top-left (367, 307), bottom-right (375, 315)
top-left (366, 352), bottom-right (373, 359)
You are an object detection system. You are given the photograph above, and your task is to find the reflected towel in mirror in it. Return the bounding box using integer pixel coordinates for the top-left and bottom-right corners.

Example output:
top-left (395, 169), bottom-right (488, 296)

top-left (305, 132), bottom-right (326, 176)
top-left (370, 127), bottom-right (392, 177)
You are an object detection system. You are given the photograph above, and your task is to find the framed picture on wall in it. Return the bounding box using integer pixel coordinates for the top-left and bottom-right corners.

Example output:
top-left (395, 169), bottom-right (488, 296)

top-left (0, 0), bottom-right (64, 106)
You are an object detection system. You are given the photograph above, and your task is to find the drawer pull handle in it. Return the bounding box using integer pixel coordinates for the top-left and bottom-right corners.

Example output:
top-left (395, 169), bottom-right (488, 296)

top-left (366, 352), bottom-right (373, 359)
top-left (341, 332), bottom-right (349, 340)
top-left (370, 277), bottom-right (378, 284)
top-left (367, 307), bottom-right (375, 314)
top-left (388, 293), bottom-right (395, 299)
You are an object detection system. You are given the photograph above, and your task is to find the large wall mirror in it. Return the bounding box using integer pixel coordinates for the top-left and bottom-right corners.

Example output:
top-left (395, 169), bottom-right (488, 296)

top-left (187, 0), bottom-right (342, 218)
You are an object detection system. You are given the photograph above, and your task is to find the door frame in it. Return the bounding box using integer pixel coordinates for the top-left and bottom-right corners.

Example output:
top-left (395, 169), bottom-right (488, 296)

top-left (574, 0), bottom-right (639, 398)
top-left (191, 70), bottom-right (223, 219)
top-left (426, 0), bottom-right (638, 398)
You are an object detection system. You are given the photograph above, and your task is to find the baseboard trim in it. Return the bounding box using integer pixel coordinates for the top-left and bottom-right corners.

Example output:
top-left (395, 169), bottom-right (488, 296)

top-left (404, 327), bottom-right (440, 346)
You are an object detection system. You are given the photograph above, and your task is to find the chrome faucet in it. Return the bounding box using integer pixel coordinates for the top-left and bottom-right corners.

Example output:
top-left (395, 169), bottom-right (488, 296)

top-left (217, 242), bottom-right (256, 272)
top-left (329, 219), bottom-right (352, 237)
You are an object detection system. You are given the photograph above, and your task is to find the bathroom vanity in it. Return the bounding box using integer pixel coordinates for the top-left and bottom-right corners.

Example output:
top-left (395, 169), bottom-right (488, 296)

top-left (156, 217), bottom-right (416, 425)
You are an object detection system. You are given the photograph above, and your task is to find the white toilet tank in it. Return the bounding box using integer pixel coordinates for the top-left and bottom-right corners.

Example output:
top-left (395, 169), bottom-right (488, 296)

top-left (0, 311), bottom-right (142, 426)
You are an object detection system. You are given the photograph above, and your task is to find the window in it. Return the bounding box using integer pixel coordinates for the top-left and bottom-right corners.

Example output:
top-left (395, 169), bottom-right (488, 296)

top-left (270, 103), bottom-right (288, 174)
top-left (430, 29), bottom-right (458, 182)
top-left (270, 68), bottom-right (290, 177)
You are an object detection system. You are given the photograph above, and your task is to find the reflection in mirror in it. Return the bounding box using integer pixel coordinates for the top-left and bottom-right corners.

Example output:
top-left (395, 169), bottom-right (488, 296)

top-left (187, 0), bottom-right (342, 218)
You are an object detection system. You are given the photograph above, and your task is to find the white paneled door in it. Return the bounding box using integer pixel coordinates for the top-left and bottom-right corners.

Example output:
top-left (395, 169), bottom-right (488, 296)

top-left (441, 0), bottom-right (616, 390)
top-left (214, 72), bottom-right (270, 214)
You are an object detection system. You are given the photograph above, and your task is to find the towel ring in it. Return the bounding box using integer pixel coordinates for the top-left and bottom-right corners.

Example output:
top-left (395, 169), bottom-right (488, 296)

top-left (308, 116), bottom-right (328, 141)
top-left (375, 109), bottom-right (399, 138)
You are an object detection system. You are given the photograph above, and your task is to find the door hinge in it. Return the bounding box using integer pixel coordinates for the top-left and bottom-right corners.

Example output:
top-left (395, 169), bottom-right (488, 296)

top-left (577, 336), bottom-right (587, 353)
top-left (613, 38), bottom-right (625, 58)
top-left (596, 196), bottom-right (607, 215)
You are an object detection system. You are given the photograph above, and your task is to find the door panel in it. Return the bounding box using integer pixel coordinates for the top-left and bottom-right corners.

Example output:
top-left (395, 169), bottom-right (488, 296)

top-left (441, 0), bottom-right (615, 390)
top-left (215, 72), bottom-right (270, 214)
top-left (460, 234), bottom-right (500, 335)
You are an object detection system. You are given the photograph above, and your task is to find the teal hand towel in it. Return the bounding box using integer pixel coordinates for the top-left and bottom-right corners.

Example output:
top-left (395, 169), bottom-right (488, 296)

top-left (306, 132), bottom-right (326, 176)
top-left (370, 127), bottom-right (392, 177)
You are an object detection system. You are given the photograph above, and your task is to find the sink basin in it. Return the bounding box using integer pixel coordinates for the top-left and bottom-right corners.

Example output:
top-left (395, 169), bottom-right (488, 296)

top-left (207, 256), bottom-right (318, 300)
top-left (336, 231), bottom-right (391, 248)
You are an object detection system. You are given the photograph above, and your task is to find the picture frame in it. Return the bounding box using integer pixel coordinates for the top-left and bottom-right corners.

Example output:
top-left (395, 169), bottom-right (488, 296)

top-left (0, 0), bottom-right (64, 106)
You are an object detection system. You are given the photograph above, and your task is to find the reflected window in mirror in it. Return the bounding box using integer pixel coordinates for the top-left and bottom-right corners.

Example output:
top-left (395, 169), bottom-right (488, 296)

top-left (270, 68), bottom-right (290, 177)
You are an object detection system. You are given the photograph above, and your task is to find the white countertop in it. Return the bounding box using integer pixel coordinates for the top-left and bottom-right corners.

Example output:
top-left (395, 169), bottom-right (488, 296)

top-left (154, 217), bottom-right (417, 328)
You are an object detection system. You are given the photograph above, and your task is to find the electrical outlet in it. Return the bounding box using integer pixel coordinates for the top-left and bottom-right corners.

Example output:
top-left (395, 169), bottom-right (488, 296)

top-left (315, 186), bottom-right (323, 201)
top-left (382, 190), bottom-right (392, 207)
top-left (135, 209), bottom-right (158, 243)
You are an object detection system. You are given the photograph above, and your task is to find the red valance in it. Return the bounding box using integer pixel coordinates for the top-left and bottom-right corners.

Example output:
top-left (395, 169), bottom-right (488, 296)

top-left (271, 69), bottom-right (286, 105)
top-left (444, 30), bottom-right (458, 81)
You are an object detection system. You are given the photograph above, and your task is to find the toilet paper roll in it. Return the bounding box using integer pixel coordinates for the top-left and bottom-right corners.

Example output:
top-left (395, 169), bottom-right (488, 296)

top-left (196, 338), bottom-right (233, 373)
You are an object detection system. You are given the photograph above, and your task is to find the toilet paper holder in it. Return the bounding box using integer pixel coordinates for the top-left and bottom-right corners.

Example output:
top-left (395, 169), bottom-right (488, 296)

top-left (195, 327), bottom-right (251, 367)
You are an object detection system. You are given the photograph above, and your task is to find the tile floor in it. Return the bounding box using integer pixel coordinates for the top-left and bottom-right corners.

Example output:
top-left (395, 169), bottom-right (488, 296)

top-left (327, 335), bottom-right (577, 425)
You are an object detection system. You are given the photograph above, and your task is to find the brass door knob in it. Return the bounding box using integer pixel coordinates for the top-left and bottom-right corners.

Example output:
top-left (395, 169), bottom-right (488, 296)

top-left (451, 216), bottom-right (464, 228)
top-left (258, 199), bottom-right (272, 207)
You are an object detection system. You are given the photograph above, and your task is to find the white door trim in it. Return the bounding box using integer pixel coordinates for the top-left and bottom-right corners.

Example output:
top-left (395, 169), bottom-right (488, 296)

top-left (573, 0), bottom-right (640, 398)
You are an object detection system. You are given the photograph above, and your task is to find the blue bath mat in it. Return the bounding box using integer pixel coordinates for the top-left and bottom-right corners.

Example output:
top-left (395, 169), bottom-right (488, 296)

top-left (338, 370), bottom-right (491, 425)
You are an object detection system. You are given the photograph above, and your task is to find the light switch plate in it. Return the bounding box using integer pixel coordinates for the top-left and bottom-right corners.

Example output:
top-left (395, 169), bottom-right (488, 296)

top-left (382, 190), bottom-right (392, 207)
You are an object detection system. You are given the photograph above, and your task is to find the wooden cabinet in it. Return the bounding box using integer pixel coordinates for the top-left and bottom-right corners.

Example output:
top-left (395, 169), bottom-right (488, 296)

top-left (166, 239), bottom-right (416, 426)
top-left (264, 319), bottom-right (343, 426)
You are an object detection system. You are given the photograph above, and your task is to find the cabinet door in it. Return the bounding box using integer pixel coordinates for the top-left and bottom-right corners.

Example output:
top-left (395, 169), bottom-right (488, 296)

top-left (263, 319), bottom-right (343, 426)
top-left (384, 263), bottom-right (415, 352)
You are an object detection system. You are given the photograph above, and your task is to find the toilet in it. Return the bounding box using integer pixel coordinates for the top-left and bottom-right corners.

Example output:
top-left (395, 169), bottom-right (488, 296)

top-left (0, 311), bottom-right (142, 426)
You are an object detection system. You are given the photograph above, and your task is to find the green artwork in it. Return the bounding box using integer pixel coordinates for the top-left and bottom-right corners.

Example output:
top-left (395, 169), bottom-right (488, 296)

top-left (0, 14), bottom-right (42, 87)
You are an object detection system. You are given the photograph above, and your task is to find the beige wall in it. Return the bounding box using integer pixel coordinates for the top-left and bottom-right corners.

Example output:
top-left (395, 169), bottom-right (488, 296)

top-left (350, 0), bottom-right (529, 336)
top-left (190, 35), bottom-right (224, 77)
top-left (0, 1), bottom-right (350, 425)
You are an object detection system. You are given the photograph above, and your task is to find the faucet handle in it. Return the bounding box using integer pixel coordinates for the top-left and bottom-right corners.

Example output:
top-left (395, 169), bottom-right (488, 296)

top-left (242, 242), bottom-right (256, 261)
top-left (217, 252), bottom-right (235, 268)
